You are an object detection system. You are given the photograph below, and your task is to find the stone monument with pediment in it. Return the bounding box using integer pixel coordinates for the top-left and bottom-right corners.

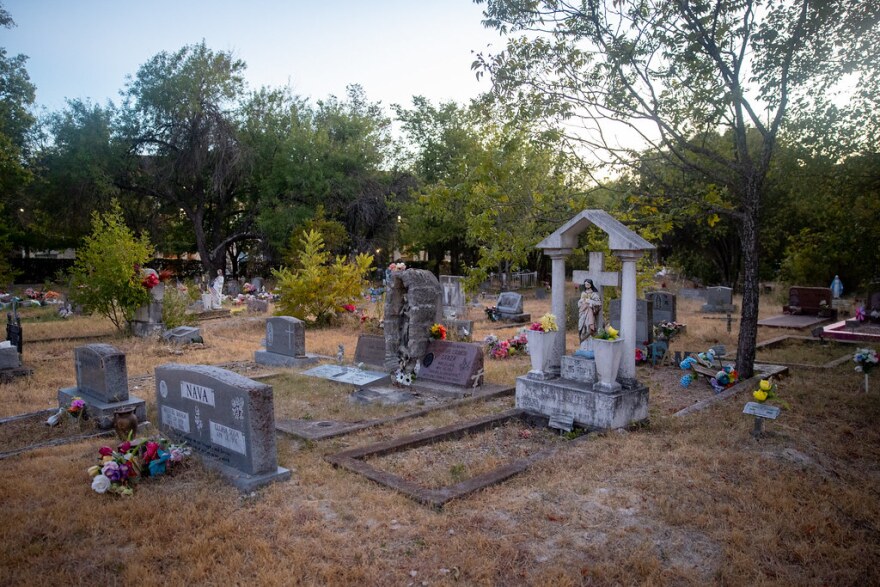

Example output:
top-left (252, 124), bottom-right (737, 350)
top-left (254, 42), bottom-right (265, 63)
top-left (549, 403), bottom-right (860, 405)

top-left (515, 210), bottom-right (654, 430)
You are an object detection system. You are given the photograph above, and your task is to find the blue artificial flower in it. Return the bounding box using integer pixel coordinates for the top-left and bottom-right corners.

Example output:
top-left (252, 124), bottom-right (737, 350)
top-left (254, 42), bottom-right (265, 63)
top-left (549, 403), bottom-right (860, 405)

top-left (148, 449), bottom-right (171, 476)
top-left (680, 374), bottom-right (693, 387)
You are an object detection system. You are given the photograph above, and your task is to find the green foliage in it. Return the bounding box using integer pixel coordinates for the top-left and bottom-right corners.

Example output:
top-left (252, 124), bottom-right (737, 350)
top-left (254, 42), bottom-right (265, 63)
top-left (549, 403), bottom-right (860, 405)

top-left (69, 202), bottom-right (153, 332)
top-left (282, 205), bottom-right (349, 268)
top-left (161, 286), bottom-right (196, 329)
top-left (272, 229), bottom-right (373, 325)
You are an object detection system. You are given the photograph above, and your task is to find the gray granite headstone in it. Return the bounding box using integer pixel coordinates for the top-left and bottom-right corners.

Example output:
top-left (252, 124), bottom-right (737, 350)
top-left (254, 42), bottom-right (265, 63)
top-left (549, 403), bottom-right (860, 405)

top-left (354, 334), bottom-right (386, 368)
top-left (247, 298), bottom-right (269, 313)
top-left (226, 280), bottom-right (241, 296)
top-left (74, 344), bottom-right (129, 403)
top-left (255, 316), bottom-right (318, 367)
top-left (155, 363), bottom-right (290, 491)
top-left (58, 344), bottom-right (146, 429)
top-left (646, 291), bottom-right (676, 324)
top-left (265, 316), bottom-right (305, 357)
top-left (0, 345), bottom-right (20, 369)
top-left (701, 286), bottom-right (735, 312)
top-left (609, 298), bottom-right (653, 349)
top-left (496, 292), bottom-right (523, 314)
top-left (418, 340), bottom-right (485, 388)
top-left (440, 275), bottom-right (467, 318)
top-left (250, 277), bottom-right (264, 291)
top-left (678, 288), bottom-right (706, 300)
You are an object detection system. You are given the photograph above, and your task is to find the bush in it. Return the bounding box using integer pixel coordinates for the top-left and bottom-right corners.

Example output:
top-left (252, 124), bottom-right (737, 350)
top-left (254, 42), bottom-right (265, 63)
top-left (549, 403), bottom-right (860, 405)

top-left (69, 202), bottom-right (154, 332)
top-left (162, 286), bottom-right (197, 329)
top-left (272, 229), bottom-right (373, 325)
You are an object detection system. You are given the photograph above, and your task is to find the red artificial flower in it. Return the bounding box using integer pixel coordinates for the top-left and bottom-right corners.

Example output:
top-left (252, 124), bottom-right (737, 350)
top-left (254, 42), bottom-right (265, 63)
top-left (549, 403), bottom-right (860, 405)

top-left (98, 446), bottom-right (113, 456)
top-left (342, 304), bottom-right (356, 313)
top-left (143, 441), bottom-right (159, 463)
top-left (117, 441), bottom-right (131, 453)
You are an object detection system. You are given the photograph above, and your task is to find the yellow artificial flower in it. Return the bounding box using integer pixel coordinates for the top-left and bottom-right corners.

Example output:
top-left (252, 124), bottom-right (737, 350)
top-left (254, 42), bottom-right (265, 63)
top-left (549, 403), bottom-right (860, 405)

top-left (759, 379), bottom-right (772, 391)
top-left (606, 326), bottom-right (618, 338)
top-left (753, 389), bottom-right (768, 402)
top-left (87, 465), bottom-right (101, 477)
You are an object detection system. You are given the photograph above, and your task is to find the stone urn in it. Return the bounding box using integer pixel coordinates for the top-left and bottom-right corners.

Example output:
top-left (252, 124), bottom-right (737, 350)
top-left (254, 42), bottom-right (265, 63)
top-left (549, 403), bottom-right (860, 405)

top-left (113, 406), bottom-right (138, 441)
top-left (593, 337), bottom-right (624, 393)
top-left (527, 330), bottom-right (556, 378)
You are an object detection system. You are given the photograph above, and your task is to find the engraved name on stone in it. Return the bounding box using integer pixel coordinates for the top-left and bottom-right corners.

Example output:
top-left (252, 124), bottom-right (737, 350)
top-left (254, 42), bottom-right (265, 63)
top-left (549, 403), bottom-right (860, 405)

top-left (210, 421), bottom-right (247, 455)
top-left (161, 405), bottom-right (191, 433)
top-left (181, 381), bottom-right (215, 406)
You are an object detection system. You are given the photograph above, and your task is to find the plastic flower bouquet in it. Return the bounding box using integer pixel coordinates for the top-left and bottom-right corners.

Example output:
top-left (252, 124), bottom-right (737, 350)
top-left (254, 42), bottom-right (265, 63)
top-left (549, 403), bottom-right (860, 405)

top-left (854, 348), bottom-right (879, 374)
top-left (88, 437), bottom-right (190, 496)
top-left (529, 313), bottom-right (558, 333)
top-left (654, 320), bottom-right (683, 341)
top-left (594, 326), bottom-right (619, 340)
top-left (429, 323), bottom-right (447, 340)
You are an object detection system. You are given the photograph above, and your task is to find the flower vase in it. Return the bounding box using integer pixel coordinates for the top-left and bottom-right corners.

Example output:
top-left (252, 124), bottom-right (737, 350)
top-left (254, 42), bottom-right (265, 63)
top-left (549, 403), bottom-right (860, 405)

top-left (593, 337), bottom-right (624, 392)
top-left (113, 407), bottom-right (138, 441)
top-left (527, 330), bottom-right (557, 379)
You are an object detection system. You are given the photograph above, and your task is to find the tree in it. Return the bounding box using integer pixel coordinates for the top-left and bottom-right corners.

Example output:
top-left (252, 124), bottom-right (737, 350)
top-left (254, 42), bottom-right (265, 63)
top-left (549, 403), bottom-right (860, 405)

top-left (475, 0), bottom-right (880, 377)
top-left (69, 201), bottom-right (154, 332)
top-left (116, 42), bottom-right (257, 275)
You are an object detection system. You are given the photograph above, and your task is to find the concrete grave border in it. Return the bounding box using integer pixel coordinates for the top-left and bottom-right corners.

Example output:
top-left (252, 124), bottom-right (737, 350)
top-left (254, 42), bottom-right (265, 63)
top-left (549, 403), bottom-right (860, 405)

top-left (325, 408), bottom-right (590, 509)
top-left (754, 335), bottom-right (863, 369)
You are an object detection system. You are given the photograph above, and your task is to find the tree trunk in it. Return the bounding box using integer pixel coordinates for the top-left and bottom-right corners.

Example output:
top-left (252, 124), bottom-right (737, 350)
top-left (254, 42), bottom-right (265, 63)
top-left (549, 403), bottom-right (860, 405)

top-left (736, 189), bottom-right (761, 379)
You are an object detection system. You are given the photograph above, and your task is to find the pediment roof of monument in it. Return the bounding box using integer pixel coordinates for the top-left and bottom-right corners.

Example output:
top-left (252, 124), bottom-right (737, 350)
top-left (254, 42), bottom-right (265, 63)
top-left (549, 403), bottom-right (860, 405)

top-left (536, 209), bottom-right (655, 251)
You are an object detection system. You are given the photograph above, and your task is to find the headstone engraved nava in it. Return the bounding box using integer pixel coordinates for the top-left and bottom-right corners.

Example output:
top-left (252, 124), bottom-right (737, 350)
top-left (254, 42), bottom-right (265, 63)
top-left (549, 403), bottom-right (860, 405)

top-left (701, 286), bottom-right (736, 313)
top-left (155, 363), bottom-right (290, 491)
top-left (646, 291), bottom-right (676, 325)
top-left (609, 298), bottom-right (654, 350)
top-left (495, 291), bottom-right (530, 323)
top-left (255, 316), bottom-right (319, 367)
top-left (57, 344), bottom-right (146, 428)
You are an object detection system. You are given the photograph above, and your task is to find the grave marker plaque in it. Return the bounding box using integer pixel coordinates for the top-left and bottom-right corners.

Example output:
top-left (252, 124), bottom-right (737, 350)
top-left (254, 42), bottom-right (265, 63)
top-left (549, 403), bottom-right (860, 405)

top-left (418, 340), bottom-right (484, 387)
top-left (155, 363), bottom-right (290, 491)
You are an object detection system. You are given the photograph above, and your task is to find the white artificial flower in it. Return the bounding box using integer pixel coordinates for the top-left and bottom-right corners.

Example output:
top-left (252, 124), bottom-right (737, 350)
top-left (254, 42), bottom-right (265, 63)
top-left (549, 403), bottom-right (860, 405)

top-left (91, 474), bottom-right (111, 494)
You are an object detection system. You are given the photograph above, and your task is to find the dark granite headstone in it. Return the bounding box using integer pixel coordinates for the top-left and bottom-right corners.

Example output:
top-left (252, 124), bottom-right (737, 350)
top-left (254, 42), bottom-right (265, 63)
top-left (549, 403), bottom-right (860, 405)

top-left (354, 334), bottom-right (386, 368)
top-left (646, 291), bottom-right (676, 324)
top-left (6, 313), bottom-right (22, 354)
top-left (609, 298), bottom-right (653, 349)
top-left (701, 286), bottom-right (735, 313)
top-left (418, 340), bottom-right (484, 387)
top-left (0, 345), bottom-right (20, 369)
top-left (226, 280), bottom-right (241, 296)
top-left (155, 363), bottom-right (290, 491)
top-left (784, 287), bottom-right (832, 315)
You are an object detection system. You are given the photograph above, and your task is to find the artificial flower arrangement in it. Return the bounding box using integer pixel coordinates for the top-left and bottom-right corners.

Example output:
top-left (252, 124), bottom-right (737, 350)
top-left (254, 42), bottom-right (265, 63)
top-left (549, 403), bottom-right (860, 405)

top-left (484, 330), bottom-right (529, 359)
top-left (485, 305), bottom-right (501, 322)
top-left (678, 348), bottom-right (731, 391)
top-left (853, 348), bottom-right (879, 374)
top-left (388, 262), bottom-right (407, 272)
top-left (654, 320), bottom-right (684, 341)
top-left (594, 326), bottom-right (619, 340)
top-left (243, 282), bottom-right (257, 294)
top-left (752, 378), bottom-right (778, 402)
top-left (140, 271), bottom-right (159, 290)
top-left (342, 303), bottom-right (357, 313)
top-left (68, 396), bottom-right (86, 418)
top-left (88, 436), bottom-right (190, 496)
top-left (529, 313), bottom-right (559, 333)
top-left (430, 323), bottom-right (447, 340)
top-left (393, 368), bottom-right (414, 386)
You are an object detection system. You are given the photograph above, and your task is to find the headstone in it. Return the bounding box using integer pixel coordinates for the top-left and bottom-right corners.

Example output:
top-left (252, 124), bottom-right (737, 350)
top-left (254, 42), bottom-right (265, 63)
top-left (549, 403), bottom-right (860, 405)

top-left (646, 291), bottom-right (676, 325)
top-left (162, 326), bottom-right (202, 345)
top-left (57, 344), bottom-right (146, 429)
top-left (495, 291), bottom-right (530, 323)
top-left (0, 344), bottom-right (20, 369)
top-left (155, 363), bottom-right (290, 491)
top-left (250, 277), bottom-right (264, 292)
top-left (869, 287), bottom-right (880, 322)
top-left (535, 287), bottom-right (547, 300)
top-left (354, 334), bottom-right (386, 368)
top-left (701, 286), bottom-right (736, 313)
top-left (226, 280), bottom-right (242, 296)
top-left (784, 287), bottom-right (833, 315)
top-left (247, 298), bottom-right (269, 313)
top-left (678, 288), bottom-right (706, 300)
top-left (418, 340), bottom-right (485, 388)
top-left (6, 312), bottom-right (22, 354)
top-left (440, 275), bottom-right (467, 319)
top-left (384, 269), bottom-right (443, 374)
top-left (609, 298), bottom-right (654, 349)
top-left (131, 300), bottom-right (164, 337)
top-left (560, 355), bottom-right (596, 384)
top-left (301, 364), bottom-right (387, 386)
top-left (254, 316), bottom-right (319, 367)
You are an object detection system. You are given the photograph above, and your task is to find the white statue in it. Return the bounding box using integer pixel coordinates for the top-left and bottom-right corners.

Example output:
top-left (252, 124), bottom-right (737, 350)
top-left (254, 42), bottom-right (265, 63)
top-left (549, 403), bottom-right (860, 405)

top-left (577, 278), bottom-right (602, 344)
top-left (210, 270), bottom-right (224, 309)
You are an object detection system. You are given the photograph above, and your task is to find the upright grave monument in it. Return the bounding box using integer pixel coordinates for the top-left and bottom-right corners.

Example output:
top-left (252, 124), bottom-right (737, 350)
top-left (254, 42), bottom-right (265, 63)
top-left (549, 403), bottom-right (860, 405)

top-left (495, 291), bottom-right (530, 323)
top-left (609, 298), bottom-right (654, 352)
top-left (516, 210), bottom-right (654, 429)
top-left (646, 291), bottom-right (677, 325)
top-left (701, 286), bottom-right (736, 313)
top-left (57, 344), bottom-right (146, 429)
top-left (440, 275), bottom-right (467, 319)
top-left (155, 363), bottom-right (290, 491)
top-left (255, 316), bottom-right (319, 367)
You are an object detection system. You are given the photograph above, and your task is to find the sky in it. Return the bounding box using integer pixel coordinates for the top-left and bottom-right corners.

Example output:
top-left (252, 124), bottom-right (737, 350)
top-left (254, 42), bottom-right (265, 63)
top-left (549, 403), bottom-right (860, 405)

top-left (3, 0), bottom-right (503, 114)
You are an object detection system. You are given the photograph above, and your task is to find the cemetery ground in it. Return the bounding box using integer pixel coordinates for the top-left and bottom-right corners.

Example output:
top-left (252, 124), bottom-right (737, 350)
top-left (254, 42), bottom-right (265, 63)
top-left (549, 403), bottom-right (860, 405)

top-left (1, 292), bottom-right (879, 585)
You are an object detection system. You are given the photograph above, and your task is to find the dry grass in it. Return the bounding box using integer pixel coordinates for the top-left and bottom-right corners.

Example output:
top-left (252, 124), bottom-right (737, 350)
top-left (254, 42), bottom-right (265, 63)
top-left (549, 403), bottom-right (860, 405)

top-left (1, 290), bottom-right (879, 585)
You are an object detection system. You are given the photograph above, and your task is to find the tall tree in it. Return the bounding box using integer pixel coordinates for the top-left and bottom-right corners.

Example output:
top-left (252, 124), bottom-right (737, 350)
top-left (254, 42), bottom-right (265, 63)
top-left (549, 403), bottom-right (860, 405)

top-left (116, 42), bottom-right (256, 274)
top-left (475, 0), bottom-right (880, 377)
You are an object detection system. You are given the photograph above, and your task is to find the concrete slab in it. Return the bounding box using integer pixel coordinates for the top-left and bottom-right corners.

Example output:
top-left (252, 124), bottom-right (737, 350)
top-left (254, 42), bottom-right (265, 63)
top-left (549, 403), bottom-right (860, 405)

top-left (758, 314), bottom-right (828, 329)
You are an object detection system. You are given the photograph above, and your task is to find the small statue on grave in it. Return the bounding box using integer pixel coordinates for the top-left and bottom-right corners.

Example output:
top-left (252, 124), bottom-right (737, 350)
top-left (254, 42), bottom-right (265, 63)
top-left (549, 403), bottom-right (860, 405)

top-left (577, 278), bottom-right (602, 345)
top-left (210, 270), bottom-right (224, 309)
top-left (830, 275), bottom-right (843, 299)
top-left (336, 344), bottom-right (345, 365)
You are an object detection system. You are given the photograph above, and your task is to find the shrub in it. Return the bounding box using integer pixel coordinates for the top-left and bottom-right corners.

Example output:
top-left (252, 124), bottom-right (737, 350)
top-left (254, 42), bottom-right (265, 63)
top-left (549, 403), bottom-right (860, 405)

top-left (272, 229), bottom-right (373, 325)
top-left (69, 202), bottom-right (153, 332)
top-left (162, 286), bottom-right (196, 329)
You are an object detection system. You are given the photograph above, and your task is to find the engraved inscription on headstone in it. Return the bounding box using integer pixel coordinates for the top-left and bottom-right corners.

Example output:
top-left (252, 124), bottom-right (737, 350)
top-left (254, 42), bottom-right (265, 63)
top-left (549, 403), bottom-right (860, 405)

top-left (354, 334), bottom-right (386, 368)
top-left (265, 316), bottom-right (305, 357)
top-left (418, 341), bottom-right (485, 387)
top-left (646, 291), bottom-right (676, 325)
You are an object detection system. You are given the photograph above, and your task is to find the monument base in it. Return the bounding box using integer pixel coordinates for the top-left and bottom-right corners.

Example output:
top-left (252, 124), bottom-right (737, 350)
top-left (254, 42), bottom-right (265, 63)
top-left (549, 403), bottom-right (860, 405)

top-left (130, 320), bottom-right (165, 338)
top-left (700, 304), bottom-right (737, 313)
top-left (254, 350), bottom-right (320, 367)
top-left (515, 375), bottom-right (648, 430)
top-left (57, 387), bottom-right (147, 429)
top-left (499, 312), bottom-right (531, 324)
top-left (200, 458), bottom-right (291, 492)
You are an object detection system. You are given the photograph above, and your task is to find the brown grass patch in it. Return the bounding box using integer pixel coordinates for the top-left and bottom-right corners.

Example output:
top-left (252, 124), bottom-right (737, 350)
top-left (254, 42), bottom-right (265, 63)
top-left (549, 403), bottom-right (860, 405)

top-left (0, 291), bottom-right (879, 584)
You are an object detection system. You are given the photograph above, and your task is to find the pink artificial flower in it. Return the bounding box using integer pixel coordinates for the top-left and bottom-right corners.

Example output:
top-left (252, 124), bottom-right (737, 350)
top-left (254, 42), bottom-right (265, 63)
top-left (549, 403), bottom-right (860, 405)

top-left (98, 446), bottom-right (113, 457)
top-left (117, 441), bottom-right (131, 453)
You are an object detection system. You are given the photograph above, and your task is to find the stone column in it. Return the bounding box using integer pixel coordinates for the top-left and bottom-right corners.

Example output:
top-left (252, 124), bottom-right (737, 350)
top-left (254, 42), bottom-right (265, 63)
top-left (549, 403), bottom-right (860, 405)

top-left (545, 248), bottom-right (572, 377)
top-left (614, 250), bottom-right (644, 383)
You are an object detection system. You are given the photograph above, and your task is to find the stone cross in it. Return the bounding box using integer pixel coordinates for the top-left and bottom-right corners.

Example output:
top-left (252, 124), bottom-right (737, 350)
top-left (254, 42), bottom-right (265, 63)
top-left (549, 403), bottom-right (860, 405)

top-left (571, 251), bottom-right (620, 331)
